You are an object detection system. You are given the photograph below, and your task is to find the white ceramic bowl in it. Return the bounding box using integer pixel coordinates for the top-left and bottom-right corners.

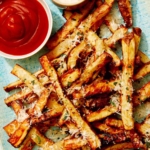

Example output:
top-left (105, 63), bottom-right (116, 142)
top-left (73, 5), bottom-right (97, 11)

top-left (0, 0), bottom-right (53, 59)
top-left (51, 0), bottom-right (88, 10)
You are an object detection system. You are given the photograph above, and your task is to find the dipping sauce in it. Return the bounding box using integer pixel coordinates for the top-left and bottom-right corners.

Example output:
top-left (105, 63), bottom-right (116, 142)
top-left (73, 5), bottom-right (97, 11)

top-left (0, 0), bottom-right (49, 55)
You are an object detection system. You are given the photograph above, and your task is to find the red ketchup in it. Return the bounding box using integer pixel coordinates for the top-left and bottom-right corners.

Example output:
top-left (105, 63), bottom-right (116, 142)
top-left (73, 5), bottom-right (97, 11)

top-left (0, 0), bottom-right (49, 55)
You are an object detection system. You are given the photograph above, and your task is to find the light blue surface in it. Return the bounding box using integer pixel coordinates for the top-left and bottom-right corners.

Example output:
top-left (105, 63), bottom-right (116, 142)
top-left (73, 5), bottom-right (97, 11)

top-left (0, 0), bottom-right (150, 149)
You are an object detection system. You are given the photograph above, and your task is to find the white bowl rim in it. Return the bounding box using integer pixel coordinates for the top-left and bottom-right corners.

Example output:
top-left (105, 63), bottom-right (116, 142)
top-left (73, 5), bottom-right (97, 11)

top-left (0, 0), bottom-right (53, 59)
top-left (52, 0), bottom-right (85, 7)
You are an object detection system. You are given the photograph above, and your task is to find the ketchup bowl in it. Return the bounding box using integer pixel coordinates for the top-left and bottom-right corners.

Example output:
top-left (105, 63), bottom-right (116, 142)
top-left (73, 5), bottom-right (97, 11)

top-left (0, 0), bottom-right (52, 59)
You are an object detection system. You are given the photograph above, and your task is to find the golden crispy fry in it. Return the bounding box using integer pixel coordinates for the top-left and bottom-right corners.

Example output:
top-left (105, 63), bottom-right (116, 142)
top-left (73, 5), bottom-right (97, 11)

top-left (135, 117), bottom-right (150, 137)
top-left (72, 79), bottom-right (119, 99)
top-left (133, 81), bottom-right (150, 106)
top-left (3, 69), bottom-right (44, 92)
top-left (63, 10), bottom-right (72, 20)
top-left (3, 120), bottom-right (21, 137)
top-left (104, 26), bottom-right (127, 48)
top-left (40, 55), bottom-right (101, 149)
top-left (86, 105), bottom-right (118, 122)
top-left (8, 119), bottom-right (30, 147)
top-left (134, 62), bottom-right (150, 80)
top-left (4, 88), bottom-right (33, 106)
top-left (104, 13), bottom-right (120, 33)
top-left (137, 50), bottom-right (150, 63)
top-left (103, 142), bottom-right (136, 150)
top-left (83, 30), bottom-right (121, 67)
top-left (105, 118), bottom-right (124, 129)
top-left (46, 0), bottom-right (114, 60)
top-left (64, 138), bottom-right (87, 150)
top-left (93, 122), bottom-right (124, 134)
top-left (133, 27), bottom-right (142, 54)
top-left (11, 65), bottom-right (45, 96)
top-left (61, 69), bottom-right (81, 87)
top-left (121, 33), bottom-right (135, 130)
top-left (11, 101), bottom-right (23, 115)
top-left (46, 0), bottom-right (96, 50)
top-left (68, 52), bottom-right (112, 94)
top-left (118, 0), bottom-right (133, 27)
top-left (67, 40), bottom-right (87, 69)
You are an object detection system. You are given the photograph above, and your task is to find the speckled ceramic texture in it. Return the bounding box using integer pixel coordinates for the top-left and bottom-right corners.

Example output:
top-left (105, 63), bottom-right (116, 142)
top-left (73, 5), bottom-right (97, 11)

top-left (0, 0), bottom-right (150, 149)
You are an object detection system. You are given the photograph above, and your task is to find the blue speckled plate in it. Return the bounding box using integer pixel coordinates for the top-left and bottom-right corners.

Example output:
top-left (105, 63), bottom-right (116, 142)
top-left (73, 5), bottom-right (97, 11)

top-left (0, 0), bottom-right (150, 149)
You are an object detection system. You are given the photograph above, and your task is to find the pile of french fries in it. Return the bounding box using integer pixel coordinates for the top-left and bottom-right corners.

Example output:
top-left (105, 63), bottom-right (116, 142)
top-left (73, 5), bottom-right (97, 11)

top-left (3, 0), bottom-right (150, 149)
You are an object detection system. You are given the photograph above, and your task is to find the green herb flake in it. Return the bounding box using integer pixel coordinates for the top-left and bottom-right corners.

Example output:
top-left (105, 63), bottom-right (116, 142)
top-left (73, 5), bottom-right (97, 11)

top-left (67, 82), bottom-right (72, 87)
top-left (36, 135), bottom-right (41, 144)
top-left (110, 99), bottom-right (116, 107)
top-left (113, 82), bottom-right (118, 86)
top-left (31, 80), bottom-right (35, 85)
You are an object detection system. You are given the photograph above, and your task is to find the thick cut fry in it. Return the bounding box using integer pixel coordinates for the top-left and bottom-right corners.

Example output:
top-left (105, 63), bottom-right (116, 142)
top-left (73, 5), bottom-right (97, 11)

top-left (134, 62), bottom-right (150, 80)
top-left (4, 88), bottom-right (33, 106)
top-left (68, 52), bottom-right (112, 94)
top-left (121, 33), bottom-right (135, 130)
top-left (104, 13), bottom-right (120, 33)
top-left (72, 79), bottom-right (119, 99)
top-left (103, 142), bottom-right (136, 150)
top-left (133, 27), bottom-right (142, 54)
top-left (86, 105), bottom-right (118, 122)
top-left (11, 101), bottom-right (23, 115)
top-left (46, 0), bottom-right (96, 50)
top-left (135, 117), bottom-right (150, 137)
top-left (118, 0), bottom-right (133, 27)
top-left (28, 88), bottom-right (50, 116)
top-left (4, 69), bottom-right (44, 92)
top-left (3, 120), bottom-right (21, 137)
top-left (64, 138), bottom-right (87, 150)
top-left (86, 30), bottom-right (121, 67)
top-left (46, 0), bottom-right (114, 60)
top-left (104, 26), bottom-right (128, 48)
top-left (105, 118), bottom-right (124, 129)
top-left (8, 119), bottom-right (30, 147)
top-left (67, 41), bottom-right (87, 69)
top-left (93, 122), bottom-right (124, 134)
top-left (137, 50), bottom-right (150, 63)
top-left (11, 64), bottom-right (45, 97)
top-left (61, 69), bottom-right (81, 87)
top-left (63, 10), bottom-right (72, 20)
top-left (133, 81), bottom-right (150, 106)
top-left (40, 55), bottom-right (101, 149)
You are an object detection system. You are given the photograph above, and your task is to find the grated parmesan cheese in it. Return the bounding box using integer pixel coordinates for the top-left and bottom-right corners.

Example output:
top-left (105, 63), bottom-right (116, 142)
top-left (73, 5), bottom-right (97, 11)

top-left (17, 109), bottom-right (29, 122)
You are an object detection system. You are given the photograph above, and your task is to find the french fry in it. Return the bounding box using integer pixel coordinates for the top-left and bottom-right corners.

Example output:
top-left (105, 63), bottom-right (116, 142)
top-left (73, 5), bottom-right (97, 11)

top-left (93, 122), bottom-right (124, 134)
top-left (104, 26), bottom-right (128, 48)
top-left (46, 0), bottom-right (96, 50)
top-left (68, 52), bottom-right (112, 94)
top-left (3, 120), bottom-right (21, 137)
top-left (67, 40), bottom-right (87, 69)
top-left (105, 118), bottom-right (124, 129)
top-left (46, 0), bottom-right (114, 60)
top-left (40, 55), bottom-right (101, 149)
top-left (121, 33), bottom-right (135, 130)
top-left (133, 27), bottom-right (142, 54)
top-left (137, 50), bottom-right (150, 63)
top-left (72, 79), bottom-right (119, 99)
top-left (133, 81), bottom-right (150, 106)
top-left (8, 119), bottom-right (30, 147)
top-left (86, 105), bottom-right (118, 122)
top-left (134, 62), bottom-right (150, 80)
top-left (118, 0), bottom-right (133, 27)
top-left (61, 69), bottom-right (81, 87)
top-left (103, 142), bottom-right (137, 150)
top-left (4, 69), bottom-right (44, 92)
